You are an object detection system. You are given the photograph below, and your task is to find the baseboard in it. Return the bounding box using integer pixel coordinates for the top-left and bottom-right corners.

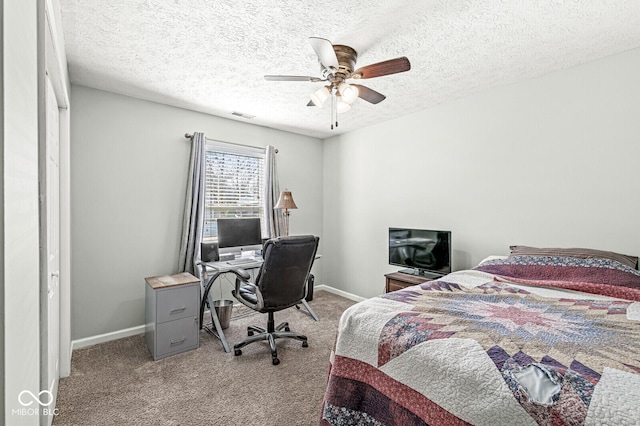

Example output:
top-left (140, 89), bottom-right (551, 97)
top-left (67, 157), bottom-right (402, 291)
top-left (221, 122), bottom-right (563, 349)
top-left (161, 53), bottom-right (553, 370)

top-left (314, 284), bottom-right (367, 303)
top-left (70, 284), bottom-right (365, 353)
top-left (71, 324), bottom-right (145, 351)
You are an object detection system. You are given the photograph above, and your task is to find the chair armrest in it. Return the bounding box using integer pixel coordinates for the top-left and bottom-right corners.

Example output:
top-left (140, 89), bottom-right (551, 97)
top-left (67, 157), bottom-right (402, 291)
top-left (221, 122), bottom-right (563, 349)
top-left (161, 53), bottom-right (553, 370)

top-left (230, 269), bottom-right (264, 311)
top-left (228, 268), bottom-right (251, 280)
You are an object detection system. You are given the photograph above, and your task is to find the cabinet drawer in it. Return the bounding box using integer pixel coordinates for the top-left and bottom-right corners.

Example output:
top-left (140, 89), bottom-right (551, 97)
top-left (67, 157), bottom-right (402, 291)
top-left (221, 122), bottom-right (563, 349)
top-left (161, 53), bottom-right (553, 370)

top-left (388, 280), bottom-right (413, 292)
top-left (156, 285), bottom-right (199, 323)
top-left (155, 316), bottom-right (198, 358)
top-left (385, 272), bottom-right (434, 293)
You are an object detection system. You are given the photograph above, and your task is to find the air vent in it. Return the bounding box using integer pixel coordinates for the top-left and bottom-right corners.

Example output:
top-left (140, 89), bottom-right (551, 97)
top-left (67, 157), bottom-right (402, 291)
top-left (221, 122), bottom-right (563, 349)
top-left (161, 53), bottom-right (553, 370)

top-left (231, 111), bottom-right (256, 119)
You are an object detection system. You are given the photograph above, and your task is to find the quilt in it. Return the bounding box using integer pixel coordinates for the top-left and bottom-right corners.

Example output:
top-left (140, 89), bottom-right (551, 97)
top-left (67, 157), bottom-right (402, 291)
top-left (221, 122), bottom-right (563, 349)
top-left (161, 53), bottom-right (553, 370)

top-left (320, 266), bottom-right (640, 425)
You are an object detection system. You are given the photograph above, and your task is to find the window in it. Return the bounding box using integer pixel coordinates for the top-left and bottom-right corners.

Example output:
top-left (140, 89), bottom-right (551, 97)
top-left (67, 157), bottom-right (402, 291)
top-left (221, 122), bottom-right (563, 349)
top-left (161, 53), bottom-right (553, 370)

top-left (203, 141), bottom-right (265, 241)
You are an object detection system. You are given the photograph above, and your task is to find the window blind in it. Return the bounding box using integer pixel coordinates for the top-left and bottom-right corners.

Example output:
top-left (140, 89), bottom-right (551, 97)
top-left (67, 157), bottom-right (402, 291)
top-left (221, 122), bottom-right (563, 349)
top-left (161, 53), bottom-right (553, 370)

top-left (203, 144), bottom-right (265, 239)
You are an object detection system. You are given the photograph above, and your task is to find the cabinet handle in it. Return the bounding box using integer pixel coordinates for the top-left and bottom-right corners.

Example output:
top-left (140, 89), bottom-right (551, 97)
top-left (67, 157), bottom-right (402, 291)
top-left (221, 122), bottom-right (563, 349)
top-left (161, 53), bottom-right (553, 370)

top-left (170, 307), bottom-right (186, 314)
top-left (170, 337), bottom-right (186, 345)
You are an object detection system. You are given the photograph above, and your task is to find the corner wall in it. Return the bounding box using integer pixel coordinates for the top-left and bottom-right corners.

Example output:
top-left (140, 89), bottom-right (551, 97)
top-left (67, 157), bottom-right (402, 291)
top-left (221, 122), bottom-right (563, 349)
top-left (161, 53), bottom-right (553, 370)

top-left (2, 0), bottom-right (41, 424)
top-left (323, 48), bottom-right (640, 298)
top-left (70, 86), bottom-right (324, 340)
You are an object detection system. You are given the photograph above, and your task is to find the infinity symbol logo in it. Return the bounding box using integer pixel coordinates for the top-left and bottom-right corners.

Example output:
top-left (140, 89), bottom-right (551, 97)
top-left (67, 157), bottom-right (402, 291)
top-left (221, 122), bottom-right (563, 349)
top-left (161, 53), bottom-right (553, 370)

top-left (18, 390), bottom-right (54, 407)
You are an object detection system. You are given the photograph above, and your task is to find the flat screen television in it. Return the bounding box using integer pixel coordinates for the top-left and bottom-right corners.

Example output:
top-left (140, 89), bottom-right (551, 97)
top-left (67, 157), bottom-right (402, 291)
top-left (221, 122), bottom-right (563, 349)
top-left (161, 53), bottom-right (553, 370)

top-left (217, 218), bottom-right (263, 256)
top-left (389, 228), bottom-right (451, 278)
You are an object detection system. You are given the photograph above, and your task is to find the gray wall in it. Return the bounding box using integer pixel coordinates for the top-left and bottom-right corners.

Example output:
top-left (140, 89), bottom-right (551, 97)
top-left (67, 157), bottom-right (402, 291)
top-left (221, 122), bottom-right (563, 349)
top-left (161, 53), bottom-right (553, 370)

top-left (1, 0), bottom-right (41, 423)
top-left (323, 47), bottom-right (640, 298)
top-left (70, 86), bottom-right (324, 340)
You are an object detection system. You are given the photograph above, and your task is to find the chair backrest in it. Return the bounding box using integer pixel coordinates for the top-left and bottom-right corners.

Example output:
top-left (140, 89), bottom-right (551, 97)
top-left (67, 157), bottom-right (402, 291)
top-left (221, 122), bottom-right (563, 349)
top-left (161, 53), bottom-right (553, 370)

top-left (256, 235), bottom-right (319, 312)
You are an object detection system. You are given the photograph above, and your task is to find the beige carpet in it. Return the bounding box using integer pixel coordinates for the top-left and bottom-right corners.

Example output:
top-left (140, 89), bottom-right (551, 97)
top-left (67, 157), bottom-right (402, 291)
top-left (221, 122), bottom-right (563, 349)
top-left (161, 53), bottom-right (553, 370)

top-left (53, 290), bottom-right (355, 425)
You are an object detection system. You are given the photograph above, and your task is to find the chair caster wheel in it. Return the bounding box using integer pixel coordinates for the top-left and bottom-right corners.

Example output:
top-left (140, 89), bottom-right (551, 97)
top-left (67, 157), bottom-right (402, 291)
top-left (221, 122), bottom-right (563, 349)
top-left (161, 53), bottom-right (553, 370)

top-left (248, 331), bottom-right (254, 336)
top-left (234, 349), bottom-right (242, 356)
top-left (272, 358), bottom-right (280, 365)
top-left (284, 326), bottom-right (290, 332)
top-left (302, 341), bottom-right (308, 348)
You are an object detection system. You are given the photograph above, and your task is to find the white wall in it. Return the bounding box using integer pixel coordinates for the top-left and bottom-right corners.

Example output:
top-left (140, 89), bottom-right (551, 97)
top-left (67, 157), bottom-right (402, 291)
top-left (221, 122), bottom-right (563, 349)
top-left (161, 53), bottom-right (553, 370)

top-left (70, 86), bottom-right (324, 340)
top-left (323, 47), bottom-right (640, 299)
top-left (1, 0), bottom-right (41, 424)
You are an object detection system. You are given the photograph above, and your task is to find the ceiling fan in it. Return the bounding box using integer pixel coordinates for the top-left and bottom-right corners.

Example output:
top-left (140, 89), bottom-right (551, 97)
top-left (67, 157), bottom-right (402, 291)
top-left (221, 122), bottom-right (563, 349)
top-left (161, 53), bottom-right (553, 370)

top-left (265, 37), bottom-right (411, 129)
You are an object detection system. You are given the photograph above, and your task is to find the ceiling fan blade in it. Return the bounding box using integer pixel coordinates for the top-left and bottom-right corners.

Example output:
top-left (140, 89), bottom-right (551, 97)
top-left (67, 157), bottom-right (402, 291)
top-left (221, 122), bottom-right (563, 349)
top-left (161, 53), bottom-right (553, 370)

top-left (264, 75), bottom-right (324, 82)
top-left (351, 84), bottom-right (386, 104)
top-left (309, 37), bottom-right (339, 70)
top-left (352, 57), bottom-right (411, 79)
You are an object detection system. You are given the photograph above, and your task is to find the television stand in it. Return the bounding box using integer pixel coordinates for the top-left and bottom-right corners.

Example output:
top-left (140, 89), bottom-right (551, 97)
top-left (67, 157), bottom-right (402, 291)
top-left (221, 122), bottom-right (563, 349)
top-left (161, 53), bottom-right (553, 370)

top-left (385, 271), bottom-right (438, 293)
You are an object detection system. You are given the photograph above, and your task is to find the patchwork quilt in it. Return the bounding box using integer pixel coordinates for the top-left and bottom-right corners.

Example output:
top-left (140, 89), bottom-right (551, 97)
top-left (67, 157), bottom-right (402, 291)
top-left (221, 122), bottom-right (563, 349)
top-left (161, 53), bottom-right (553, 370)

top-left (320, 263), bottom-right (640, 426)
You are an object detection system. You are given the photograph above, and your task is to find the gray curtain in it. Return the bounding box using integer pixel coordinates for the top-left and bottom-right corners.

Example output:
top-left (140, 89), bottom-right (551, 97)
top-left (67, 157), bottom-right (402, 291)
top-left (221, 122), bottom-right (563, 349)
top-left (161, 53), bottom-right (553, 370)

top-left (264, 145), bottom-right (284, 238)
top-left (178, 132), bottom-right (206, 276)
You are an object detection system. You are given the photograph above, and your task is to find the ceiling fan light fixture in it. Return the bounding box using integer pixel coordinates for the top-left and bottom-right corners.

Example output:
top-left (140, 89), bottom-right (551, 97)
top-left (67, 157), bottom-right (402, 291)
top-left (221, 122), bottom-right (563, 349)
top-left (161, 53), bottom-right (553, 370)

top-left (338, 82), bottom-right (359, 104)
top-left (310, 86), bottom-right (330, 107)
top-left (336, 96), bottom-right (351, 114)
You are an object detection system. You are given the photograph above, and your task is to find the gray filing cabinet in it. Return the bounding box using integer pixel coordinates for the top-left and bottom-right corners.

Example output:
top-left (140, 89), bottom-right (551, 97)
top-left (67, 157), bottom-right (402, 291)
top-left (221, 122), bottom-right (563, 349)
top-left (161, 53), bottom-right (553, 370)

top-left (145, 272), bottom-right (200, 360)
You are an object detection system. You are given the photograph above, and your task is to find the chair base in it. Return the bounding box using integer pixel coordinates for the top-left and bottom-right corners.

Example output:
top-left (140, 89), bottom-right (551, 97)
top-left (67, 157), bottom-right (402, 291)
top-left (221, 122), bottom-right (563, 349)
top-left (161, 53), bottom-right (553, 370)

top-left (233, 312), bottom-right (308, 365)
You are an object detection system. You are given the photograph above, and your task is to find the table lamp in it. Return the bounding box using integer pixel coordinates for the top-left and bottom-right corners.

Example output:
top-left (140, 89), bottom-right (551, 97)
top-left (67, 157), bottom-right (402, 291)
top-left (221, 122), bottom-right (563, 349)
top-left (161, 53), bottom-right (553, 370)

top-left (274, 189), bottom-right (297, 236)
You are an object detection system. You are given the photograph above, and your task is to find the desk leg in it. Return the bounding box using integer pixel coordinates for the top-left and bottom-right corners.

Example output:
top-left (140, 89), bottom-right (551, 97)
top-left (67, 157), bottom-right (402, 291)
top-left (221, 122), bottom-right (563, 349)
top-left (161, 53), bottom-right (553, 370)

top-left (298, 299), bottom-right (319, 321)
top-left (199, 267), bottom-right (231, 353)
top-left (207, 291), bottom-right (231, 353)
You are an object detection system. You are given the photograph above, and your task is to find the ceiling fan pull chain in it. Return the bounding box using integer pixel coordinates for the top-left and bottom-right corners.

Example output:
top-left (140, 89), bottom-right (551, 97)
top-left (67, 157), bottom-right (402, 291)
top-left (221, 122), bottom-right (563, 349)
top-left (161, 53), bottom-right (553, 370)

top-left (331, 91), bottom-right (335, 129)
top-left (334, 91), bottom-right (338, 128)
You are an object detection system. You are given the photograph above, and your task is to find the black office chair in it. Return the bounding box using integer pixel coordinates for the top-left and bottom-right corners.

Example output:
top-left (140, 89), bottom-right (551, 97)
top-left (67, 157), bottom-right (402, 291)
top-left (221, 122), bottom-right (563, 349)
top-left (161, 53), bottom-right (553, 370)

top-left (231, 235), bottom-right (319, 365)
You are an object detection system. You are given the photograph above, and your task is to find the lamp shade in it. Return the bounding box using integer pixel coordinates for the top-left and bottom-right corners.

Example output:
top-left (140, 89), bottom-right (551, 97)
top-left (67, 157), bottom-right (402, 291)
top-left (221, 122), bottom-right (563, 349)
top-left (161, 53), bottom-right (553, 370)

top-left (336, 96), bottom-right (351, 114)
top-left (310, 86), bottom-right (330, 108)
top-left (338, 82), bottom-right (359, 104)
top-left (274, 190), bottom-right (298, 210)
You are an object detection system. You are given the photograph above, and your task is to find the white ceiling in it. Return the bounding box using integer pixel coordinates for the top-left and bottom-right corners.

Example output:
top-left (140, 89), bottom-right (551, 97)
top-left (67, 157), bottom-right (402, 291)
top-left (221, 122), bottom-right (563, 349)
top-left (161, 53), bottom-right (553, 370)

top-left (59, 0), bottom-right (640, 139)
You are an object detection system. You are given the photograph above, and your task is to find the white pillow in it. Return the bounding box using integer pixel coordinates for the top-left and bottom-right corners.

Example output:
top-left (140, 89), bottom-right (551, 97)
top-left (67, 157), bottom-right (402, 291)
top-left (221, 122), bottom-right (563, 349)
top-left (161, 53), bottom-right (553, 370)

top-left (477, 255), bottom-right (507, 266)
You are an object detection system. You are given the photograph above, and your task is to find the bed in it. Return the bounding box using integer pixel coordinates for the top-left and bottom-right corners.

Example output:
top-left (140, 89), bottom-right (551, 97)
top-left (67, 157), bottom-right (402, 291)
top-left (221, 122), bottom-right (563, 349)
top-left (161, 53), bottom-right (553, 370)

top-left (320, 247), bottom-right (640, 425)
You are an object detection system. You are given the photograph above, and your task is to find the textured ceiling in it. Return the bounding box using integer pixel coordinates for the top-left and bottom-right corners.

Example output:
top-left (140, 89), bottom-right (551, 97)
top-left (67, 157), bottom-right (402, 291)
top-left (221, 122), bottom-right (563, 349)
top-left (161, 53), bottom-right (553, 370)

top-left (59, 0), bottom-right (640, 139)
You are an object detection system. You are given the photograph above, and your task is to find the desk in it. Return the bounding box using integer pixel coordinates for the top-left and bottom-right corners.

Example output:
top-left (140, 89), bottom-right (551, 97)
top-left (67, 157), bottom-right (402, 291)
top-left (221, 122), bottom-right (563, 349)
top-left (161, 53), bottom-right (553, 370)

top-left (198, 257), bottom-right (320, 353)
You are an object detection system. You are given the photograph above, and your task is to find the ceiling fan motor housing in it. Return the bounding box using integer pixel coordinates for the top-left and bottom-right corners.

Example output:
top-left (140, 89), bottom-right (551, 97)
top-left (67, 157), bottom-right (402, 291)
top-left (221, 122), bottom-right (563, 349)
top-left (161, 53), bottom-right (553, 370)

top-left (327, 45), bottom-right (358, 83)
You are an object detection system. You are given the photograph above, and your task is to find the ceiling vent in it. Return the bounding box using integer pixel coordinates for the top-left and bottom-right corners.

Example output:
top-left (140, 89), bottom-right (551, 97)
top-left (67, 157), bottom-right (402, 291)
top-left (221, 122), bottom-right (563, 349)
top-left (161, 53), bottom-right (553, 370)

top-left (231, 111), bottom-right (256, 119)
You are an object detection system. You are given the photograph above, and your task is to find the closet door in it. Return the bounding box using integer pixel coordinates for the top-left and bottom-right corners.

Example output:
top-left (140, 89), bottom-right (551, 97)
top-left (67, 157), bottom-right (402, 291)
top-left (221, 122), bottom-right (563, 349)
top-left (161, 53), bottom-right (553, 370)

top-left (42, 73), bottom-right (61, 425)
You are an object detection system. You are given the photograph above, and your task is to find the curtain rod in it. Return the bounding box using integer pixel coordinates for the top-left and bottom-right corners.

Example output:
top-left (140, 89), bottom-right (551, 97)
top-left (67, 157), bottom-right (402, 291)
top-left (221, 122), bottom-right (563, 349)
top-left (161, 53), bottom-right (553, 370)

top-left (184, 133), bottom-right (278, 153)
